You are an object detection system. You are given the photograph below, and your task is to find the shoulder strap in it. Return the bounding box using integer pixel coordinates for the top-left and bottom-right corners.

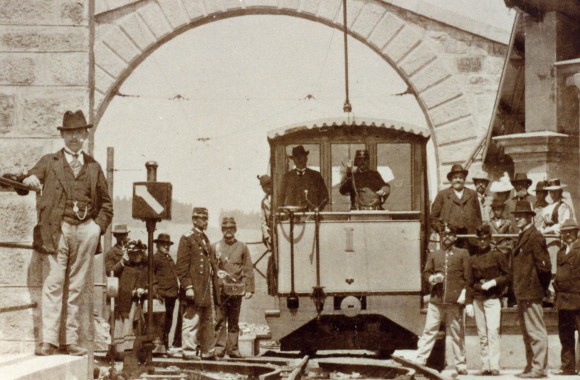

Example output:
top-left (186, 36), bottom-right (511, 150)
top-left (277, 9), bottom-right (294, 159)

top-left (551, 201), bottom-right (563, 223)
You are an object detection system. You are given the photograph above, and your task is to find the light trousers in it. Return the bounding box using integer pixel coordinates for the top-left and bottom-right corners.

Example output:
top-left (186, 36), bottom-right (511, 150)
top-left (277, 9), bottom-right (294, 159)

top-left (473, 298), bottom-right (502, 371)
top-left (517, 299), bottom-right (548, 375)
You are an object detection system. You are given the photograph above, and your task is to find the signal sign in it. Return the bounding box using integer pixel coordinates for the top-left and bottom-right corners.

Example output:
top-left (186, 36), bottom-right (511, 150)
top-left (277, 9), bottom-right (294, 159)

top-left (132, 182), bottom-right (172, 220)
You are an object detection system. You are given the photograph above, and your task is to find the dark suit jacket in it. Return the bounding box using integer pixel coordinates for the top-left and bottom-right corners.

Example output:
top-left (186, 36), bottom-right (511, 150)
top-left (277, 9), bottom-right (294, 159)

top-left (175, 229), bottom-right (218, 307)
top-left (279, 168), bottom-right (328, 210)
top-left (423, 247), bottom-right (472, 304)
top-left (430, 187), bottom-right (482, 233)
top-left (105, 244), bottom-right (126, 277)
top-left (24, 150), bottom-right (113, 254)
top-left (153, 250), bottom-right (179, 298)
top-left (512, 225), bottom-right (552, 301)
top-left (555, 240), bottom-right (580, 310)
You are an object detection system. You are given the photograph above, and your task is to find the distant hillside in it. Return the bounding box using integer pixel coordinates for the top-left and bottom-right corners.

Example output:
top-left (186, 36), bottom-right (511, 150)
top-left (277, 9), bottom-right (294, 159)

top-left (218, 209), bottom-right (261, 230)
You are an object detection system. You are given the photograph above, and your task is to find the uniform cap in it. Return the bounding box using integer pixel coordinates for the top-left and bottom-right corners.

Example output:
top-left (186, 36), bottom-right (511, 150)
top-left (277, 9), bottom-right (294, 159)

top-left (221, 217), bottom-right (236, 228)
top-left (192, 207), bottom-right (208, 217)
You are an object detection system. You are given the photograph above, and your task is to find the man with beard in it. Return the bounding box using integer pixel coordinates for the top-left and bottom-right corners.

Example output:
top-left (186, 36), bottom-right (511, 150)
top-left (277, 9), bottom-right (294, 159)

top-left (415, 226), bottom-right (472, 375)
top-left (511, 201), bottom-right (551, 378)
top-left (431, 164), bottom-right (482, 248)
top-left (473, 176), bottom-right (492, 223)
top-left (506, 173), bottom-right (536, 222)
top-left (552, 219), bottom-right (580, 376)
top-left (466, 224), bottom-right (511, 376)
top-left (213, 217), bottom-right (255, 358)
top-left (175, 207), bottom-right (217, 360)
top-left (339, 150), bottom-right (390, 210)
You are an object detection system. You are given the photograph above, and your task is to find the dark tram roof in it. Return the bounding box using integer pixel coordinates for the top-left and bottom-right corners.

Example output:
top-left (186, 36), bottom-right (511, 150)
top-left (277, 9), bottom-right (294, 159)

top-left (267, 117), bottom-right (431, 140)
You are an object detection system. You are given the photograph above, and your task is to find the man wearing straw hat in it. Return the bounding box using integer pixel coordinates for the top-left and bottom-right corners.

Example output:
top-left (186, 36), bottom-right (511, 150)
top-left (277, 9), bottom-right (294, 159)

top-left (105, 224), bottom-right (131, 277)
top-left (511, 201), bottom-right (551, 378)
top-left (540, 179), bottom-right (575, 235)
top-left (18, 110), bottom-right (113, 356)
top-left (552, 219), bottom-right (580, 376)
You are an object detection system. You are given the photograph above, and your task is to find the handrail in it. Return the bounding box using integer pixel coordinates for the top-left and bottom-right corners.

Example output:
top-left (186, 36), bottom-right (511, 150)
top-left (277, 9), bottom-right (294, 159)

top-left (0, 242), bottom-right (34, 250)
top-left (0, 175), bottom-right (34, 193)
top-left (0, 303), bottom-right (37, 314)
top-left (276, 210), bottom-right (421, 217)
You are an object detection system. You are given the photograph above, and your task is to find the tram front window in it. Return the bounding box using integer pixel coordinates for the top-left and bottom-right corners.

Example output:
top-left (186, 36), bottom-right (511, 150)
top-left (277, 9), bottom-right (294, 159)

top-left (285, 144), bottom-right (320, 172)
top-left (377, 143), bottom-right (411, 211)
top-left (331, 143), bottom-right (365, 212)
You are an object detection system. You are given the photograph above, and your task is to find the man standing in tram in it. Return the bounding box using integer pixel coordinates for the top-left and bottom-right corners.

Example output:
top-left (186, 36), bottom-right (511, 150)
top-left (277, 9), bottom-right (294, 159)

top-left (279, 145), bottom-right (328, 211)
top-left (553, 219), bottom-right (580, 376)
top-left (339, 149), bottom-right (390, 210)
top-left (415, 225), bottom-right (471, 375)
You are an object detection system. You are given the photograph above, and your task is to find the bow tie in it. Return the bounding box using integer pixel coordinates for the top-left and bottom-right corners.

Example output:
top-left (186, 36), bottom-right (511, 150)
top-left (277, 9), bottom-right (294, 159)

top-left (296, 169), bottom-right (306, 176)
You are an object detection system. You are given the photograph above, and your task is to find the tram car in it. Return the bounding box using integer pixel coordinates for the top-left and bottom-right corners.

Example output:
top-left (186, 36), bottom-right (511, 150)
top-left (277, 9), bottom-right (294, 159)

top-left (265, 117), bottom-right (433, 357)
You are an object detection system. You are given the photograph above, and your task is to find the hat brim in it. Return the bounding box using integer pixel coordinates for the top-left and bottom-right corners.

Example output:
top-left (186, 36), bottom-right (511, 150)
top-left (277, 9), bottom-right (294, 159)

top-left (153, 239), bottom-right (173, 245)
top-left (446, 170), bottom-right (468, 181)
top-left (561, 227), bottom-right (580, 231)
top-left (472, 178), bottom-right (490, 183)
top-left (113, 231), bottom-right (130, 235)
top-left (511, 210), bottom-right (536, 216)
top-left (57, 124), bottom-right (93, 131)
top-left (544, 185), bottom-right (567, 190)
top-left (511, 180), bottom-right (532, 187)
top-left (289, 152), bottom-right (309, 158)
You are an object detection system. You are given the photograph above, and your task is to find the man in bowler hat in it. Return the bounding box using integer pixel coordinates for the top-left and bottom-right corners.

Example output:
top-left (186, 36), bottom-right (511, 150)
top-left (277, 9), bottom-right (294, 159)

top-left (552, 219), bottom-right (580, 375)
top-left (505, 173), bottom-right (536, 222)
top-left (511, 201), bottom-right (551, 378)
top-left (473, 176), bottom-right (492, 223)
top-left (153, 233), bottom-right (180, 350)
top-left (105, 224), bottom-right (131, 277)
top-left (279, 145), bottom-right (328, 210)
top-left (19, 110), bottom-right (113, 356)
top-left (430, 164), bottom-right (482, 240)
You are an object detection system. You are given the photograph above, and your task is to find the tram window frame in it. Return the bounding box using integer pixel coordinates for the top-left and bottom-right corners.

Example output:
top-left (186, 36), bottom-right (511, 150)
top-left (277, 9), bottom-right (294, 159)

top-left (377, 143), bottom-right (413, 211)
top-left (284, 144), bottom-right (321, 172)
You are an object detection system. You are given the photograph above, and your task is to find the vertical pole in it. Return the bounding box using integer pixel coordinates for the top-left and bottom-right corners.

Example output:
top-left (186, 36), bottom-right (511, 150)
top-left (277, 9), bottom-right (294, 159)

top-left (145, 161), bottom-right (158, 365)
top-left (103, 147), bottom-right (114, 317)
top-left (342, 0), bottom-right (352, 113)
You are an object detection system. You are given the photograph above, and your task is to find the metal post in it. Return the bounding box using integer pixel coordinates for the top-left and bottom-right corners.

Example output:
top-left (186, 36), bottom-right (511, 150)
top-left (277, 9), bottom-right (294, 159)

top-left (144, 161), bottom-right (158, 365)
top-left (103, 147), bottom-right (114, 317)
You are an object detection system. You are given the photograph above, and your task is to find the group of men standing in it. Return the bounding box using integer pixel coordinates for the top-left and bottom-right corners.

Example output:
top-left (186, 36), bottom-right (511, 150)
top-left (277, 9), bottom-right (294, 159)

top-left (420, 163), bottom-right (580, 378)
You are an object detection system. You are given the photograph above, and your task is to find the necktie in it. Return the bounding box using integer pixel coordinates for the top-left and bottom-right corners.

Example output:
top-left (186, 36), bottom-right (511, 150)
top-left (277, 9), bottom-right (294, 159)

top-left (296, 169), bottom-right (305, 176)
top-left (71, 153), bottom-right (81, 177)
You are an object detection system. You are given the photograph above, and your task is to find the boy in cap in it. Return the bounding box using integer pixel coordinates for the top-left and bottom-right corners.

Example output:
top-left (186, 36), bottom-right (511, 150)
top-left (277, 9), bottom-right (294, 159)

top-left (511, 201), bottom-right (551, 378)
top-left (175, 207), bottom-right (217, 360)
top-left (18, 110), bottom-right (113, 356)
top-left (212, 217), bottom-right (255, 358)
top-left (339, 149), bottom-right (390, 210)
top-left (466, 225), bottom-right (511, 376)
top-left (553, 219), bottom-right (580, 375)
top-left (415, 226), bottom-right (472, 375)
top-left (279, 145), bottom-right (328, 211)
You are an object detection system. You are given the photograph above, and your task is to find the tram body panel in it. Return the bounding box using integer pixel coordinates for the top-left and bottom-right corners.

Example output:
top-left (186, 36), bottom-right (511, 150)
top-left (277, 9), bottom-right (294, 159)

top-left (276, 217), bottom-right (421, 294)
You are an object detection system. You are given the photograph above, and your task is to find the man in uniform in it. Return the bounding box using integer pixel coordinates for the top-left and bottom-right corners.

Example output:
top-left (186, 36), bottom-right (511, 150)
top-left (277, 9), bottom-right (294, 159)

top-left (339, 150), bottom-right (390, 210)
top-left (213, 217), bottom-right (255, 358)
top-left (175, 207), bottom-right (217, 360)
top-left (153, 233), bottom-right (179, 351)
top-left (105, 224), bottom-right (131, 277)
top-left (511, 201), bottom-right (551, 378)
top-left (415, 226), bottom-right (472, 375)
top-left (18, 110), bottom-right (113, 356)
top-left (279, 145), bottom-right (328, 210)
top-left (553, 219), bottom-right (580, 376)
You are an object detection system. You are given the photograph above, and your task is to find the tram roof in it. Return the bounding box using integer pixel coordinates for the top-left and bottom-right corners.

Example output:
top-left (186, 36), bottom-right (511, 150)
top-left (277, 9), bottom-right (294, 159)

top-left (267, 117), bottom-right (431, 140)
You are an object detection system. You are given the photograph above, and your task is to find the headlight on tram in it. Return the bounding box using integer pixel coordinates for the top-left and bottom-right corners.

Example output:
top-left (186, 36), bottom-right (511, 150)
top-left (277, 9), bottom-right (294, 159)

top-left (340, 296), bottom-right (362, 317)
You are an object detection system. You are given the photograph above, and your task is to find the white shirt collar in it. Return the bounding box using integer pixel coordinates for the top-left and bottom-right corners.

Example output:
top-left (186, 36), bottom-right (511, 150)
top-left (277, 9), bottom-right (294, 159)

top-left (453, 188), bottom-right (464, 198)
top-left (63, 148), bottom-right (84, 165)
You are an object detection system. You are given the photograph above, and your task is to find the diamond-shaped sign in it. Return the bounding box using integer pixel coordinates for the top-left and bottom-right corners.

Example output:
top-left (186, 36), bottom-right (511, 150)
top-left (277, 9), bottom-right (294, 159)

top-left (132, 182), bottom-right (172, 220)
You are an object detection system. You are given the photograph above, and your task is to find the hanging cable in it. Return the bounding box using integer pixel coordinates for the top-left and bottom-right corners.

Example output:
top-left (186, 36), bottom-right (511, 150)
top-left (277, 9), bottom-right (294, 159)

top-left (342, 0), bottom-right (352, 114)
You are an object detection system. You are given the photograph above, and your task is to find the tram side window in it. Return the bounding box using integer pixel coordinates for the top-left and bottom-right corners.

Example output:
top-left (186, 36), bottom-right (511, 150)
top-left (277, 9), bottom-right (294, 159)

top-left (377, 143), bottom-right (412, 211)
top-left (285, 144), bottom-right (320, 171)
top-left (331, 143), bottom-right (365, 212)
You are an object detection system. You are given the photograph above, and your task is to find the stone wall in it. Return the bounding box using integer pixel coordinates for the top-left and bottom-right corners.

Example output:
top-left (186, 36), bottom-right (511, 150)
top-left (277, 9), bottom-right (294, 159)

top-left (0, 0), bottom-right (92, 355)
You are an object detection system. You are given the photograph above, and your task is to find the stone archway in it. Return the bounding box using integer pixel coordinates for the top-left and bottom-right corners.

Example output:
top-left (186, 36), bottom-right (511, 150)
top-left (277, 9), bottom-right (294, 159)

top-left (94, 0), bottom-right (506, 185)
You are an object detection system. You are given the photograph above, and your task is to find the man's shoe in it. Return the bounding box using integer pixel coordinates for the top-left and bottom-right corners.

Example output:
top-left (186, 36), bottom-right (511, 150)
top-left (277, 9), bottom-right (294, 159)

top-left (35, 343), bottom-right (56, 356)
top-left (476, 370), bottom-right (491, 376)
top-left (490, 370), bottom-right (500, 376)
top-left (552, 369), bottom-right (577, 376)
top-left (215, 350), bottom-right (225, 359)
top-left (201, 354), bottom-right (216, 361)
top-left (182, 353), bottom-right (200, 360)
top-left (517, 372), bottom-right (546, 379)
top-left (228, 351), bottom-right (244, 359)
top-left (65, 344), bottom-right (87, 356)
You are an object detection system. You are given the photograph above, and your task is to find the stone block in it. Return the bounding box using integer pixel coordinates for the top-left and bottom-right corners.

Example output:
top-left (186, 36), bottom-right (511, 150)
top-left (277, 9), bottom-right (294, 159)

top-left (399, 42), bottom-right (436, 77)
top-left (382, 25), bottom-right (421, 63)
top-left (94, 0), bottom-right (110, 16)
top-left (181, 0), bottom-right (207, 21)
top-left (138, 2), bottom-right (172, 39)
top-left (0, 340), bottom-right (36, 354)
top-left (0, 287), bottom-right (41, 341)
top-left (429, 95), bottom-right (471, 126)
top-left (0, 92), bottom-right (16, 133)
top-left (434, 116), bottom-right (479, 146)
top-left (98, 24), bottom-right (140, 64)
top-left (0, 55), bottom-right (35, 85)
top-left (352, 1), bottom-right (386, 39)
top-left (438, 140), bottom-right (476, 164)
top-left (410, 58), bottom-right (451, 92)
top-left (0, 139), bottom-right (58, 171)
top-left (368, 12), bottom-right (404, 50)
top-left (0, 193), bottom-right (37, 245)
top-left (21, 89), bottom-right (88, 134)
top-left (0, 249), bottom-right (42, 287)
top-left (279, 0), bottom-right (299, 11)
top-left (317, 0), bottom-right (342, 22)
top-left (205, 0), bottom-right (224, 14)
top-left (457, 56), bottom-right (483, 73)
top-left (94, 66), bottom-right (116, 98)
top-left (0, 26), bottom-right (88, 52)
top-left (45, 53), bottom-right (89, 86)
top-left (483, 56), bottom-right (505, 75)
top-left (118, 13), bottom-right (157, 51)
top-left (60, 0), bottom-right (87, 25)
top-left (300, 0), bottom-right (321, 16)
top-left (94, 41), bottom-right (127, 78)
top-left (158, 0), bottom-right (190, 29)
top-left (0, 1), bottom-right (57, 25)
top-left (420, 77), bottom-right (462, 109)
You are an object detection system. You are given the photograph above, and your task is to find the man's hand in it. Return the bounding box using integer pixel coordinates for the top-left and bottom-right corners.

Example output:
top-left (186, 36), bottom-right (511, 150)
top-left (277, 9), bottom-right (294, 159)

top-left (465, 304), bottom-right (474, 318)
top-left (136, 288), bottom-right (146, 297)
top-left (217, 270), bottom-right (228, 279)
top-left (481, 279), bottom-right (497, 291)
top-left (121, 252), bottom-right (130, 265)
top-left (429, 273), bottom-right (444, 285)
top-left (22, 175), bottom-right (41, 191)
top-left (244, 292), bottom-right (253, 299)
top-left (185, 288), bottom-right (194, 301)
top-left (457, 289), bottom-right (466, 305)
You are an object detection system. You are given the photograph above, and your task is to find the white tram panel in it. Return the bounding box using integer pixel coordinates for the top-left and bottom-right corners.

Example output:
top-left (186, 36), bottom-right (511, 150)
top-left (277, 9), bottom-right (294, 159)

top-left (276, 216), bottom-right (422, 294)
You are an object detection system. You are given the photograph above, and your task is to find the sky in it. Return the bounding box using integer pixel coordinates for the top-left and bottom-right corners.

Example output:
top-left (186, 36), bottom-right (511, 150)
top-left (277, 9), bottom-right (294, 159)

top-left (94, 1), bottom-right (515, 223)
